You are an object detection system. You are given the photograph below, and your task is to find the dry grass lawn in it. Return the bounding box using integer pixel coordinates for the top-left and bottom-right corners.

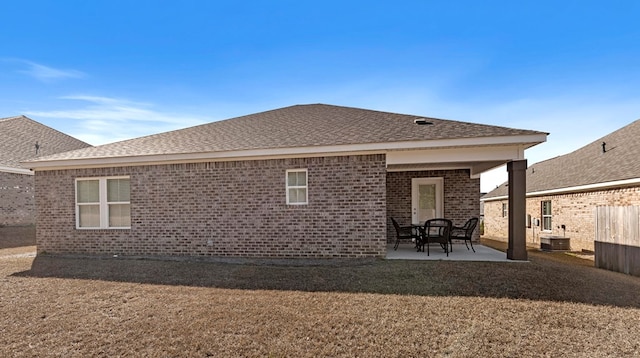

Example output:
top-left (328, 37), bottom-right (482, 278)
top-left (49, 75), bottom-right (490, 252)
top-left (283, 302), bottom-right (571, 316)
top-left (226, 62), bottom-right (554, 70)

top-left (2, 226), bottom-right (640, 357)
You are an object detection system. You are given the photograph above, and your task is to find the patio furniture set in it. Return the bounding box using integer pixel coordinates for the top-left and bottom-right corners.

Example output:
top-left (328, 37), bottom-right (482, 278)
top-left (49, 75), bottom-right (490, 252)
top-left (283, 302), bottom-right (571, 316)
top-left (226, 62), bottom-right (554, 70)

top-left (391, 217), bottom-right (479, 256)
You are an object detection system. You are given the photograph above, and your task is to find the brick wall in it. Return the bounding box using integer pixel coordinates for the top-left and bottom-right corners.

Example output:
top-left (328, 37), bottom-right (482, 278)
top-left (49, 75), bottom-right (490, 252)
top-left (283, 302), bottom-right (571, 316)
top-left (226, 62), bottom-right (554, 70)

top-left (482, 199), bottom-right (508, 240)
top-left (0, 171), bottom-right (35, 226)
top-left (35, 154), bottom-right (387, 258)
top-left (482, 186), bottom-right (640, 252)
top-left (386, 169), bottom-right (480, 242)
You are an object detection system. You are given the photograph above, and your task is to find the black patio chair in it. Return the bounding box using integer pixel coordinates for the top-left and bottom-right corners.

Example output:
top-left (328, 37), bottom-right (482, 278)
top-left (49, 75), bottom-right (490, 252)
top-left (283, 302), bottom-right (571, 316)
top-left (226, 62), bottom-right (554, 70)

top-left (390, 217), bottom-right (419, 250)
top-left (417, 218), bottom-right (452, 256)
top-left (450, 217), bottom-right (479, 252)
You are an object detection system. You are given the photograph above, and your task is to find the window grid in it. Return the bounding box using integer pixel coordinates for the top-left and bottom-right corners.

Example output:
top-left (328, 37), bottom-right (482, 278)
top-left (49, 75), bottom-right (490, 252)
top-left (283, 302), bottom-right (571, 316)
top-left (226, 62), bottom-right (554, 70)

top-left (76, 176), bottom-right (131, 229)
top-left (286, 169), bottom-right (308, 205)
top-left (541, 200), bottom-right (552, 231)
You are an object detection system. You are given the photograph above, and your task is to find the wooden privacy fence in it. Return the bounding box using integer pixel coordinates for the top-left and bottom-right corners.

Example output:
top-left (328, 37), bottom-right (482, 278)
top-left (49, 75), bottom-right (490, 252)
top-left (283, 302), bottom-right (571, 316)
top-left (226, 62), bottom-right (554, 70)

top-left (595, 206), bottom-right (640, 276)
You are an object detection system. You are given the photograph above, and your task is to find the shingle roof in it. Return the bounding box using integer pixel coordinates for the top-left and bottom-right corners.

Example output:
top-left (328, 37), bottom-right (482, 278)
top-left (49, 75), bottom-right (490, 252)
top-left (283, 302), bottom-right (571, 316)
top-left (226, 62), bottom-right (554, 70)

top-left (483, 119), bottom-right (640, 199)
top-left (27, 104), bottom-right (545, 164)
top-left (0, 115), bottom-right (91, 169)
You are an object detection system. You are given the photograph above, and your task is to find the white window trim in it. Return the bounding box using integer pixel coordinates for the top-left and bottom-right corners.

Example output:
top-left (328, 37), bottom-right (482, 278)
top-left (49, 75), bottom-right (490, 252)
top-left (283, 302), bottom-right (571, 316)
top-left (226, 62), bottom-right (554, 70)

top-left (541, 200), bottom-right (552, 232)
top-left (75, 176), bottom-right (131, 229)
top-left (286, 169), bottom-right (308, 205)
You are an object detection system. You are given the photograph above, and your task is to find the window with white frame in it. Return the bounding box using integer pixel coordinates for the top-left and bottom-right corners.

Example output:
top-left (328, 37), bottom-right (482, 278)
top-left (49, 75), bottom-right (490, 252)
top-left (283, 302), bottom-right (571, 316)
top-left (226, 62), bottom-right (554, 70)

top-left (541, 200), bottom-right (552, 231)
top-left (286, 169), bottom-right (307, 205)
top-left (502, 203), bottom-right (508, 217)
top-left (76, 177), bottom-right (131, 229)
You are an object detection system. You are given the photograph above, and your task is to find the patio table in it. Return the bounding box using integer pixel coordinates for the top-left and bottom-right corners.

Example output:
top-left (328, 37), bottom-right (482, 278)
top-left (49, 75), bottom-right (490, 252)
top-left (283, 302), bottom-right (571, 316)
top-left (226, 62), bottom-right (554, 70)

top-left (411, 224), bottom-right (423, 249)
top-left (416, 219), bottom-right (452, 256)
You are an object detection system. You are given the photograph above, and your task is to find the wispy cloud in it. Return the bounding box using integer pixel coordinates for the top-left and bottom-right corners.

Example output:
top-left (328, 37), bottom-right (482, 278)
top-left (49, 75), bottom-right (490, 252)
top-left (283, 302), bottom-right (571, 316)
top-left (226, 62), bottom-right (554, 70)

top-left (46, 95), bottom-right (194, 125)
top-left (13, 60), bottom-right (85, 82)
top-left (26, 95), bottom-right (208, 145)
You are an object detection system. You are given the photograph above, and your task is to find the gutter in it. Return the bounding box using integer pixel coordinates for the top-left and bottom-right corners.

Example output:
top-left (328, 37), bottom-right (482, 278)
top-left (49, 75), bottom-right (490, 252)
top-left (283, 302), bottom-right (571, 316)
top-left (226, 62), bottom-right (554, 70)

top-left (0, 165), bottom-right (33, 175)
top-left (24, 134), bottom-right (547, 171)
top-left (481, 177), bottom-right (640, 202)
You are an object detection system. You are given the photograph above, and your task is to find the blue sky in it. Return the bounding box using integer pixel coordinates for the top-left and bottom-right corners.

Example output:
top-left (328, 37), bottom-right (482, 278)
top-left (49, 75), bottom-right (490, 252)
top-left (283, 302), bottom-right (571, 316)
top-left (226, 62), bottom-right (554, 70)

top-left (2, 1), bottom-right (639, 191)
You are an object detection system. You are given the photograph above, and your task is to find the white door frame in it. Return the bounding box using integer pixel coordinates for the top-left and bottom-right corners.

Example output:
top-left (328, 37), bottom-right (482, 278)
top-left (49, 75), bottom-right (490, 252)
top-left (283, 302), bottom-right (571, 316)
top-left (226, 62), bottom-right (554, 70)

top-left (411, 177), bottom-right (444, 225)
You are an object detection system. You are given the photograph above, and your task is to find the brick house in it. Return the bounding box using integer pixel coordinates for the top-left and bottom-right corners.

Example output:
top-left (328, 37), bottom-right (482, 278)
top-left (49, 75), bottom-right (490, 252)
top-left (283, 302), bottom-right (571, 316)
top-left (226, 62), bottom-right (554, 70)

top-left (482, 119), bottom-right (640, 252)
top-left (26, 104), bottom-right (546, 259)
top-left (0, 116), bottom-right (91, 226)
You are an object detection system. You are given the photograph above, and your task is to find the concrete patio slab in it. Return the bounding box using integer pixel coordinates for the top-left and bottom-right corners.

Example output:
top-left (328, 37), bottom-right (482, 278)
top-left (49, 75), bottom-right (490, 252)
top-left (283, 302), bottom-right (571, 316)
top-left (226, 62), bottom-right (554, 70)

top-left (386, 243), bottom-right (526, 262)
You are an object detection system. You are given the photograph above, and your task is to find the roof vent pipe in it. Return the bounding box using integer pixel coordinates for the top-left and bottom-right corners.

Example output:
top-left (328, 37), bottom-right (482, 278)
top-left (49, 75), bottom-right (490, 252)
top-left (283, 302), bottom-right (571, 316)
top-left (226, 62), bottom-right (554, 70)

top-left (602, 141), bottom-right (606, 153)
top-left (414, 118), bottom-right (433, 125)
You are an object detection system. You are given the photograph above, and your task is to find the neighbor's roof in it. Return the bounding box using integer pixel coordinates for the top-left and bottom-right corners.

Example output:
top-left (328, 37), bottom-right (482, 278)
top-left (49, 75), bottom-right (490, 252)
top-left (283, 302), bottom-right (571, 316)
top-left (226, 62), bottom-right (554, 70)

top-left (483, 118), bottom-right (640, 199)
top-left (26, 104), bottom-right (546, 168)
top-left (0, 115), bottom-right (91, 171)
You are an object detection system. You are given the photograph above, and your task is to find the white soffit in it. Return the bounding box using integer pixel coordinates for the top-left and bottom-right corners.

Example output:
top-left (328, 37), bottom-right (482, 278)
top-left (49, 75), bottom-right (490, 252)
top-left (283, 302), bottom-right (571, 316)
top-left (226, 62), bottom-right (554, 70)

top-left (386, 145), bottom-right (526, 166)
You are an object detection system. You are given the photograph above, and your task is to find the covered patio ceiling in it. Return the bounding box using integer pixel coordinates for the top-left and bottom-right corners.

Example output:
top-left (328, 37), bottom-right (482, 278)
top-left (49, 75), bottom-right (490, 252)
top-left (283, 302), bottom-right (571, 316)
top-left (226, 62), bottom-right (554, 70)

top-left (385, 142), bottom-right (539, 177)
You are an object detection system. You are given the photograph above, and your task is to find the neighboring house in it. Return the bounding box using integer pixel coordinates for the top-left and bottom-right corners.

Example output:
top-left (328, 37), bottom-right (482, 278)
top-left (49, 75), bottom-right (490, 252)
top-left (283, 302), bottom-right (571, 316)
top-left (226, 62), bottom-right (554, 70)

top-left (0, 116), bottom-right (91, 226)
top-left (482, 119), bottom-right (640, 252)
top-left (25, 104), bottom-right (546, 259)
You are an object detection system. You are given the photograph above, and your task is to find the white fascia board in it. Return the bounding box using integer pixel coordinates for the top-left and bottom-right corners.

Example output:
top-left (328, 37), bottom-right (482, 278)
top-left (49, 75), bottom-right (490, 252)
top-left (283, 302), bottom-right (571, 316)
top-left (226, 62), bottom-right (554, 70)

top-left (481, 195), bottom-right (508, 202)
top-left (481, 177), bottom-right (640, 202)
top-left (527, 178), bottom-right (640, 197)
top-left (27, 134), bottom-right (546, 171)
top-left (386, 145), bottom-right (525, 167)
top-left (27, 149), bottom-right (385, 171)
top-left (0, 165), bottom-right (33, 175)
top-left (382, 134), bottom-right (545, 150)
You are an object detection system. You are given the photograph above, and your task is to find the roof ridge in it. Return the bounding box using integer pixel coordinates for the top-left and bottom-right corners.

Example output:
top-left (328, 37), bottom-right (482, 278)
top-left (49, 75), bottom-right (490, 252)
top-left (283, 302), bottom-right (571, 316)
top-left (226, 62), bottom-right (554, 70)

top-left (5, 115), bottom-right (92, 147)
top-left (297, 103), bottom-right (440, 120)
top-left (483, 118), bottom-right (640, 198)
top-left (0, 115), bottom-right (29, 122)
top-left (543, 118), bottom-right (640, 160)
top-left (1, 115), bottom-right (92, 168)
top-left (298, 104), bottom-right (550, 133)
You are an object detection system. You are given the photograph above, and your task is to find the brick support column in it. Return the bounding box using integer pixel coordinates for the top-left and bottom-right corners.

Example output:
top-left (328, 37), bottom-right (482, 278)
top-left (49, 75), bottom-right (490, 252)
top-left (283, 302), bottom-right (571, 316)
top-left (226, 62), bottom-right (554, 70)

top-left (507, 160), bottom-right (528, 260)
